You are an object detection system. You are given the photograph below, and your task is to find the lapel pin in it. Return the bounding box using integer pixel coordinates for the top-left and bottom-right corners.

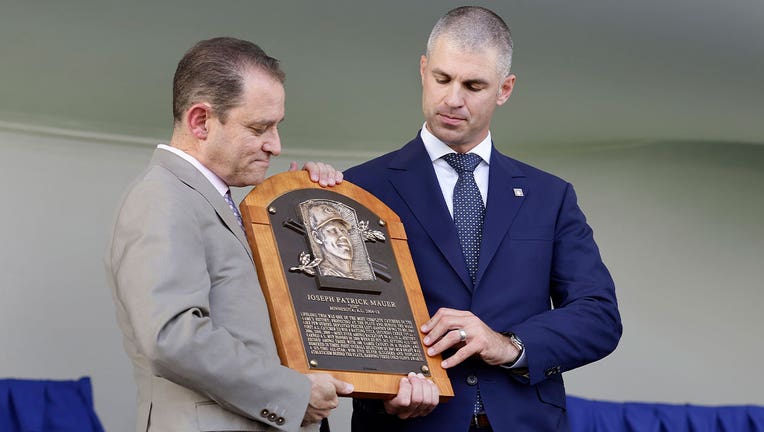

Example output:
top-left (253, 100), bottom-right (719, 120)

top-left (513, 188), bottom-right (524, 197)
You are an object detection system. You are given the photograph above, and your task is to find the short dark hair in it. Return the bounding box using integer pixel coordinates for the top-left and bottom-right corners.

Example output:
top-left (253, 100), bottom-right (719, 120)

top-left (172, 37), bottom-right (285, 124)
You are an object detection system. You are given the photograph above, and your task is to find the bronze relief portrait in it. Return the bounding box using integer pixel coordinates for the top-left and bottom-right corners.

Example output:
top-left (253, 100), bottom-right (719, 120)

top-left (299, 199), bottom-right (375, 281)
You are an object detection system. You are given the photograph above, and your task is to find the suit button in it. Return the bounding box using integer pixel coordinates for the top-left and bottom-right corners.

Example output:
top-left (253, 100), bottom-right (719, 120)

top-left (466, 374), bottom-right (478, 386)
top-left (268, 413), bottom-right (278, 422)
top-left (260, 409), bottom-right (269, 418)
top-left (276, 417), bottom-right (285, 425)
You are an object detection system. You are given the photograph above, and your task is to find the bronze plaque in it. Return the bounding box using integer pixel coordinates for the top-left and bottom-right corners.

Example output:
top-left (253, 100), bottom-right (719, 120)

top-left (240, 171), bottom-right (453, 400)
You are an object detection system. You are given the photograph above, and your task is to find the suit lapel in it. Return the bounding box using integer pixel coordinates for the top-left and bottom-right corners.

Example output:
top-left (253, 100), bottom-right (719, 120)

top-left (475, 147), bottom-right (527, 286)
top-left (151, 148), bottom-right (254, 261)
top-left (388, 137), bottom-right (473, 292)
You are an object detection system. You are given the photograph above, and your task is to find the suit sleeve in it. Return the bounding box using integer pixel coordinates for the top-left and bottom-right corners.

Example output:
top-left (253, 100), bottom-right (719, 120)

top-left (510, 183), bottom-right (622, 385)
top-left (108, 178), bottom-right (311, 431)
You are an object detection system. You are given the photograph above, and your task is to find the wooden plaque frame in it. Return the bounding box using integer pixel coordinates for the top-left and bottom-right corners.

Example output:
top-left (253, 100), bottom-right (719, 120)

top-left (240, 171), bottom-right (453, 401)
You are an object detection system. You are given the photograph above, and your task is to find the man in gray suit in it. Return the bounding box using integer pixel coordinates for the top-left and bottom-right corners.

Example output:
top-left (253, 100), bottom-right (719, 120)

top-left (106, 37), bottom-right (362, 432)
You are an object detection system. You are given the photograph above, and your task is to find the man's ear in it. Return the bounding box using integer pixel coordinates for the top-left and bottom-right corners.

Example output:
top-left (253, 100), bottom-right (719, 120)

top-left (420, 55), bottom-right (428, 84)
top-left (496, 73), bottom-right (516, 106)
top-left (312, 230), bottom-right (323, 245)
top-left (186, 103), bottom-right (212, 139)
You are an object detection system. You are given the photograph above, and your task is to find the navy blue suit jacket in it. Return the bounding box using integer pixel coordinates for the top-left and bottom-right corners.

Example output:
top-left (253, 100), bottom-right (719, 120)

top-left (344, 134), bottom-right (622, 431)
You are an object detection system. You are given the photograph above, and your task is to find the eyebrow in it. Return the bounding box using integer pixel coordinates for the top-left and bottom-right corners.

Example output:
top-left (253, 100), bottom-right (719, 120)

top-left (432, 68), bottom-right (490, 88)
top-left (244, 117), bottom-right (285, 129)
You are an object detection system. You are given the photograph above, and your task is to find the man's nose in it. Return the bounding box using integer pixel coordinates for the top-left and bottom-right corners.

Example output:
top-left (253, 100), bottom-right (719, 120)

top-left (444, 83), bottom-right (465, 107)
top-left (264, 129), bottom-right (281, 156)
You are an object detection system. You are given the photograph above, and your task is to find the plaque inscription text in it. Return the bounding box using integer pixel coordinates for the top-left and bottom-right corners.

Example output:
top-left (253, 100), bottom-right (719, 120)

top-left (301, 312), bottom-right (424, 363)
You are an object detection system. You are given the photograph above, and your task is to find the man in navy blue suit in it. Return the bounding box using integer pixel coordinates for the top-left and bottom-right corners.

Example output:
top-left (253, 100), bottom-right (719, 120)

top-left (345, 6), bottom-right (622, 431)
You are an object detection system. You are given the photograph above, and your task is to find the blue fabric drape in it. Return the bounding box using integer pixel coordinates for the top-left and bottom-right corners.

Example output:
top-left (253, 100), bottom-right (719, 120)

top-left (0, 377), bottom-right (104, 432)
top-left (568, 395), bottom-right (764, 432)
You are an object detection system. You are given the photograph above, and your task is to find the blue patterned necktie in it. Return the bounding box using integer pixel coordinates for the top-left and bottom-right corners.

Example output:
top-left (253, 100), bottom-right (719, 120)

top-left (223, 190), bottom-right (245, 231)
top-left (442, 152), bottom-right (485, 285)
top-left (443, 152), bottom-right (488, 421)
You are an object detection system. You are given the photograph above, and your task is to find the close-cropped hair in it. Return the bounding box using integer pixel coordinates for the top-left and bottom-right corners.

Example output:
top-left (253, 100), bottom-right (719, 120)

top-left (172, 37), bottom-right (285, 124)
top-left (427, 6), bottom-right (514, 78)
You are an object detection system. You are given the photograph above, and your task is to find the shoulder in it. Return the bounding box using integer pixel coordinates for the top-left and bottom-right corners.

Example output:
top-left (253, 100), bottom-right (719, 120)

top-left (112, 164), bottom-right (208, 237)
top-left (344, 136), bottom-right (424, 186)
top-left (345, 150), bottom-right (396, 176)
top-left (120, 164), bottom-right (188, 207)
top-left (343, 150), bottom-right (402, 193)
top-left (492, 149), bottom-right (570, 190)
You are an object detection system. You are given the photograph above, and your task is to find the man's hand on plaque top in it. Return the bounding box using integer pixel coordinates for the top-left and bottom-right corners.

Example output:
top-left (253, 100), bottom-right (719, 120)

top-left (290, 161), bottom-right (344, 187)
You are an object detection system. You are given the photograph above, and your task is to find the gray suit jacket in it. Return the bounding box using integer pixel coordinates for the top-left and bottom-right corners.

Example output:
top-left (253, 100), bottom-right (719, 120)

top-left (106, 148), bottom-right (313, 432)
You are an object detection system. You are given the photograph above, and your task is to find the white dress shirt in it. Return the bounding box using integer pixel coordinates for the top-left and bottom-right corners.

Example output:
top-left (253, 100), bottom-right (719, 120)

top-left (158, 144), bottom-right (229, 197)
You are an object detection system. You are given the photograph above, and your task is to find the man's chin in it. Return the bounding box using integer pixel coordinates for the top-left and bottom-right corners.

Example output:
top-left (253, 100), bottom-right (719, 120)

top-left (239, 172), bottom-right (268, 187)
top-left (432, 128), bottom-right (468, 148)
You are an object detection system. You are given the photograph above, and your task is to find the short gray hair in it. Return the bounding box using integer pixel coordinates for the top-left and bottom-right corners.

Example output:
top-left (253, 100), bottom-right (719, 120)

top-left (426, 6), bottom-right (513, 78)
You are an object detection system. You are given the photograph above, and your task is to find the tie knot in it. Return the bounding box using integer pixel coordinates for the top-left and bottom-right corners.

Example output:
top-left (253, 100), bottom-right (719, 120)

top-left (442, 152), bottom-right (482, 174)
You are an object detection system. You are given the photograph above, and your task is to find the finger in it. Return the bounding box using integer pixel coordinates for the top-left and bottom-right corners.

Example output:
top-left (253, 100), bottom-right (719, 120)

top-left (288, 161), bottom-right (299, 171)
top-left (307, 374), bottom-right (341, 407)
top-left (441, 343), bottom-right (477, 368)
top-left (422, 320), bottom-right (450, 347)
top-left (423, 379), bottom-right (440, 415)
top-left (384, 376), bottom-right (412, 415)
top-left (315, 162), bottom-right (331, 186)
top-left (408, 373), bottom-right (425, 410)
top-left (421, 308), bottom-right (449, 334)
top-left (301, 161), bottom-right (320, 182)
top-left (408, 374), bottom-right (430, 417)
top-left (319, 163), bottom-right (341, 187)
top-left (397, 373), bottom-right (420, 419)
top-left (307, 161), bottom-right (334, 187)
top-left (332, 377), bottom-right (355, 395)
top-left (422, 309), bottom-right (462, 345)
top-left (313, 162), bottom-right (328, 186)
top-left (426, 325), bottom-right (466, 357)
top-left (411, 384), bottom-right (432, 417)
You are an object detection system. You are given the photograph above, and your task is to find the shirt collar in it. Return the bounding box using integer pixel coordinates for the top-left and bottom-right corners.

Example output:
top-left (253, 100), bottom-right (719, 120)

top-left (157, 144), bottom-right (229, 196)
top-left (420, 122), bottom-right (492, 164)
